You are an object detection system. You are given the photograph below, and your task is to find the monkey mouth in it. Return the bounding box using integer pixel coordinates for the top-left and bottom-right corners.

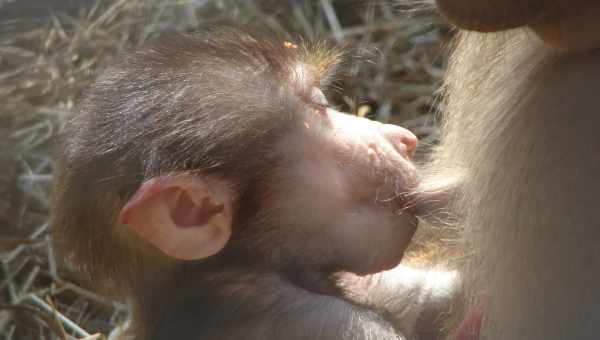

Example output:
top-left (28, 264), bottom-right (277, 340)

top-left (391, 174), bottom-right (420, 215)
top-left (401, 201), bottom-right (418, 215)
top-left (405, 192), bottom-right (435, 217)
top-left (391, 190), bottom-right (419, 216)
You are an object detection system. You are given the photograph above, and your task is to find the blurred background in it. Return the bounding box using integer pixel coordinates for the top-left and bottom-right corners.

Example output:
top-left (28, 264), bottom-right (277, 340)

top-left (0, 0), bottom-right (449, 338)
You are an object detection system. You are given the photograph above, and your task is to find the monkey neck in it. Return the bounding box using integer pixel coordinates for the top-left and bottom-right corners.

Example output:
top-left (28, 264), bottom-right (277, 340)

top-left (132, 255), bottom-right (345, 338)
top-left (222, 239), bottom-right (343, 295)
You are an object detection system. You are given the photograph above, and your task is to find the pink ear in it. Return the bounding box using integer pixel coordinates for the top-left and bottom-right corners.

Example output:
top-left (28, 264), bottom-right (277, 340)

top-left (119, 177), bottom-right (171, 225)
top-left (119, 174), bottom-right (233, 260)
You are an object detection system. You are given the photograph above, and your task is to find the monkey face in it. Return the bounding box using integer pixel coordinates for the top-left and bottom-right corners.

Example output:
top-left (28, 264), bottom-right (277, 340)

top-left (264, 107), bottom-right (419, 275)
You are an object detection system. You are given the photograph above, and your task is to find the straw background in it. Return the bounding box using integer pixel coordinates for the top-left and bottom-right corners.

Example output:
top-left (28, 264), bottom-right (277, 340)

top-left (0, 1), bottom-right (450, 338)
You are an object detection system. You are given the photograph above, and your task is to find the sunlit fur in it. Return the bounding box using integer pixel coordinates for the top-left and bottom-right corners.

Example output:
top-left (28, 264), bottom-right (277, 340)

top-left (422, 28), bottom-right (600, 339)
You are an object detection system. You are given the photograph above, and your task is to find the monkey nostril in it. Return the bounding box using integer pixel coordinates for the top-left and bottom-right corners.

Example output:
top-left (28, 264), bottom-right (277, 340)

top-left (380, 124), bottom-right (418, 157)
top-left (401, 133), bottom-right (418, 157)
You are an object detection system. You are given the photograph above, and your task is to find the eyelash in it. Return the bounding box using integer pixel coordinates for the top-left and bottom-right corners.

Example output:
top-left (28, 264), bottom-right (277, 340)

top-left (313, 103), bottom-right (328, 115)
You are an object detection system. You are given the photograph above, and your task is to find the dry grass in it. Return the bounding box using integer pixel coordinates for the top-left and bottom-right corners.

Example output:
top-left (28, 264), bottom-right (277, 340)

top-left (0, 0), bottom-right (449, 338)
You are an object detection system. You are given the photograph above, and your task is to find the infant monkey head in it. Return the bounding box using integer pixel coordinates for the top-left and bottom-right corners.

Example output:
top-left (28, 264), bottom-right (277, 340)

top-left (53, 29), bottom-right (419, 301)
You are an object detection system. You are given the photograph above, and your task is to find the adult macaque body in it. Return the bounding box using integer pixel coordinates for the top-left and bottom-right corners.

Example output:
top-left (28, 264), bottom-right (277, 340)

top-left (415, 1), bottom-right (600, 339)
top-left (53, 29), bottom-right (457, 339)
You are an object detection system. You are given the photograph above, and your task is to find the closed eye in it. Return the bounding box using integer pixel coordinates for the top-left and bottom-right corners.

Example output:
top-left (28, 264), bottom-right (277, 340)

top-left (311, 87), bottom-right (328, 107)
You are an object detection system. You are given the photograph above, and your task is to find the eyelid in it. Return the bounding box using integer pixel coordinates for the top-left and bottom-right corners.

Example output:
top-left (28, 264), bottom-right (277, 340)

top-left (310, 87), bottom-right (328, 106)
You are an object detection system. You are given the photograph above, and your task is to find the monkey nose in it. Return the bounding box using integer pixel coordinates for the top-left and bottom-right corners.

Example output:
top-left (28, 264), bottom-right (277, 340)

top-left (381, 124), bottom-right (418, 157)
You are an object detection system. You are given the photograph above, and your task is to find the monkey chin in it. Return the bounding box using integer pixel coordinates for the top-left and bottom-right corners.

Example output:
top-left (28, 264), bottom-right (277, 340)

top-left (391, 213), bottom-right (419, 268)
top-left (364, 210), bottom-right (419, 276)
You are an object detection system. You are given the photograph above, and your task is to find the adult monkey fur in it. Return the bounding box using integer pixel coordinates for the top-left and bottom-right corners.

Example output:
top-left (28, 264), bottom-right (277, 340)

top-left (53, 29), bottom-right (458, 340)
top-left (416, 0), bottom-right (600, 339)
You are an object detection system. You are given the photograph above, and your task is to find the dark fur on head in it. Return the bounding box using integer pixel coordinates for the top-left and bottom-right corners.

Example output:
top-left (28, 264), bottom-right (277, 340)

top-left (52, 28), bottom-right (342, 297)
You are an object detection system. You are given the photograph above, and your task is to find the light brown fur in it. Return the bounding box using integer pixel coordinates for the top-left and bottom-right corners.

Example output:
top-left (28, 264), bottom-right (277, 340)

top-left (422, 28), bottom-right (600, 339)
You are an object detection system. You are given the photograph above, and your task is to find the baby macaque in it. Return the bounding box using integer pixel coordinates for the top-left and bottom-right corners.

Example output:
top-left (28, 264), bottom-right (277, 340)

top-left (53, 28), bottom-right (457, 340)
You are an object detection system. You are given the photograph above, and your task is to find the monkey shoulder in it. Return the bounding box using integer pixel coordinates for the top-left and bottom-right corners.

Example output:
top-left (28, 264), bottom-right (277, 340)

top-left (217, 273), bottom-right (407, 340)
top-left (225, 296), bottom-right (407, 340)
top-left (150, 272), bottom-right (407, 340)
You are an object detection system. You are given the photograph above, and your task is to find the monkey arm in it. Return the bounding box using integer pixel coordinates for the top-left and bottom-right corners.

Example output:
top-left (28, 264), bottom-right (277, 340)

top-left (337, 265), bottom-right (460, 339)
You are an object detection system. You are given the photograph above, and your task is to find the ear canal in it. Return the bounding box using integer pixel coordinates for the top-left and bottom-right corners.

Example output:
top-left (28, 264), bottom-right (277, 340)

top-left (435, 0), bottom-right (546, 32)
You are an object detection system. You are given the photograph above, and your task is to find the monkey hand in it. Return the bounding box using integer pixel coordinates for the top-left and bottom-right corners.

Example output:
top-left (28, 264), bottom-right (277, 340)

top-left (336, 265), bottom-right (460, 339)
